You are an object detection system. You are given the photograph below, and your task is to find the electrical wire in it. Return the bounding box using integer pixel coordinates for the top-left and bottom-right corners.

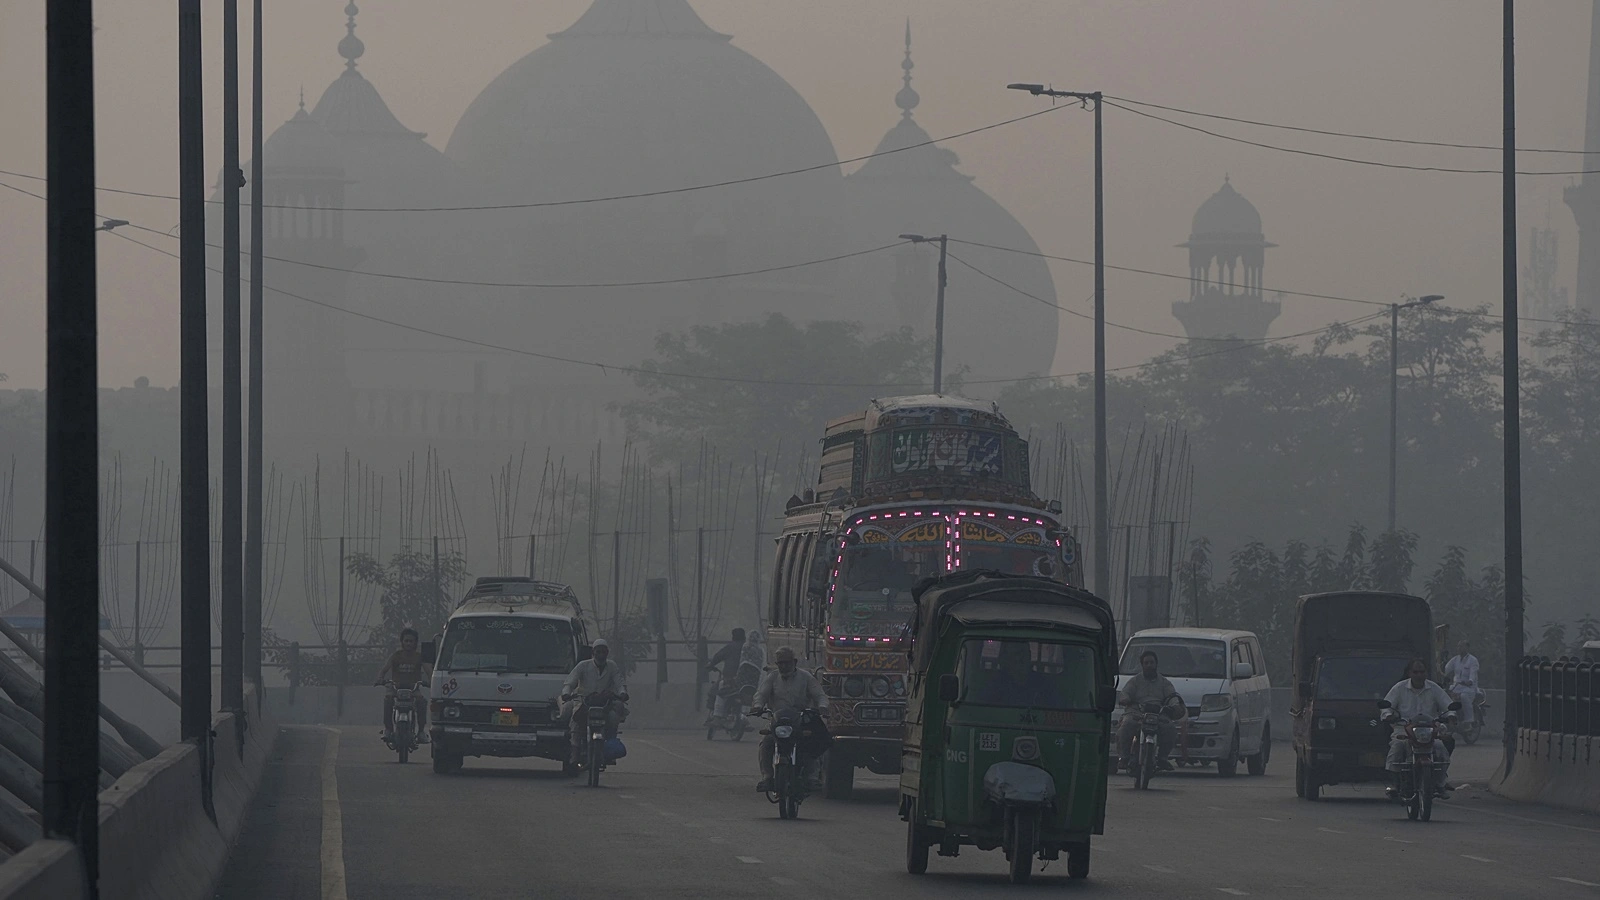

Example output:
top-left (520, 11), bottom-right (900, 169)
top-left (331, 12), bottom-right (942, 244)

top-left (1107, 94), bottom-right (1598, 156)
top-left (1102, 100), bottom-right (1600, 177)
top-left (0, 103), bottom-right (1070, 214)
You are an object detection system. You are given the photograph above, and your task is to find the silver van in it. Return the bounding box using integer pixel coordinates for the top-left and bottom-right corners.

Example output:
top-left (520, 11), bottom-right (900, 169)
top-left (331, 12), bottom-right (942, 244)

top-left (1114, 628), bottom-right (1273, 776)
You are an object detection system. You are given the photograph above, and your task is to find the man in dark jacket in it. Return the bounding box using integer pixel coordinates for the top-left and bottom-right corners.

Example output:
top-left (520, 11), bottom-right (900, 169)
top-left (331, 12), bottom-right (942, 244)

top-left (705, 628), bottom-right (747, 723)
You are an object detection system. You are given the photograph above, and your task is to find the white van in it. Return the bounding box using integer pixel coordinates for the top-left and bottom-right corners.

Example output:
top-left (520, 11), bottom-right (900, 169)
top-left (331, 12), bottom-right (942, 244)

top-left (1114, 628), bottom-right (1273, 776)
top-left (427, 577), bottom-right (593, 775)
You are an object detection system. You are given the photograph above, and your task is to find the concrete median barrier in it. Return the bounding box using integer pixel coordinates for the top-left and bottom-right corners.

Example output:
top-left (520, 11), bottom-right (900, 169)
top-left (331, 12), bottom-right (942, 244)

top-left (1491, 728), bottom-right (1600, 814)
top-left (0, 689), bottom-right (282, 900)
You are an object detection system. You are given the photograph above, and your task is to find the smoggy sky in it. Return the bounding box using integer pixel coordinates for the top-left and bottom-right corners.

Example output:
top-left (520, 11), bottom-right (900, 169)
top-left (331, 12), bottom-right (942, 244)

top-left (0, 0), bottom-right (1592, 389)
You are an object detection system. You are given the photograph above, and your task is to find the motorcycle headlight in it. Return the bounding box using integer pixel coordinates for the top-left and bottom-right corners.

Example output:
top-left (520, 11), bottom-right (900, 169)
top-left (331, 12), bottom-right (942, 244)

top-left (869, 677), bottom-right (891, 698)
top-left (1316, 717), bottom-right (1337, 731)
top-left (1201, 693), bottom-right (1232, 713)
top-left (774, 725), bottom-right (794, 739)
top-left (1411, 727), bottom-right (1434, 742)
top-left (843, 677), bottom-right (866, 698)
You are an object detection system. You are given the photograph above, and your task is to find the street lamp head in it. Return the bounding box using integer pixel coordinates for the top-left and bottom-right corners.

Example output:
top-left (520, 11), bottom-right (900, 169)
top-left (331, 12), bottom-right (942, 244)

top-left (97, 219), bottom-right (130, 232)
top-left (1007, 83), bottom-right (1046, 95)
top-left (899, 233), bottom-right (928, 243)
top-left (1419, 294), bottom-right (1444, 305)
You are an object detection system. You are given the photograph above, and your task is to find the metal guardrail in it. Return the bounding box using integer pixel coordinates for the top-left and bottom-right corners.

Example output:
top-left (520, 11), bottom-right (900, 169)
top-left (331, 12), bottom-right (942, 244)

top-left (1513, 656), bottom-right (1599, 737)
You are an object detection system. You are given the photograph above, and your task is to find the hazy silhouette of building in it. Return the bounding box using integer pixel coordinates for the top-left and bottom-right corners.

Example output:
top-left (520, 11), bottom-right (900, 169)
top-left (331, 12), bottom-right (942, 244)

top-left (1565, 0), bottom-right (1600, 317)
top-left (1171, 177), bottom-right (1281, 342)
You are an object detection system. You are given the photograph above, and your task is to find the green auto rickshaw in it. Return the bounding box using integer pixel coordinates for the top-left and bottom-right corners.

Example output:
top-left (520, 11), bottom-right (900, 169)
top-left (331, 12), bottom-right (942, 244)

top-left (899, 571), bottom-right (1117, 884)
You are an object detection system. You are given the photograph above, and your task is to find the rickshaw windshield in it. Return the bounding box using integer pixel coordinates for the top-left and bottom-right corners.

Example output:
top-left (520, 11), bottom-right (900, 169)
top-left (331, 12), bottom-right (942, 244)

top-left (961, 639), bottom-right (1098, 710)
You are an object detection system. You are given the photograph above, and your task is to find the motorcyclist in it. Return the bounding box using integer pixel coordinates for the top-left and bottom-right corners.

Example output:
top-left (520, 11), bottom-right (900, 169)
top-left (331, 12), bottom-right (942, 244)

top-left (561, 639), bottom-right (629, 767)
top-left (1382, 658), bottom-right (1454, 798)
top-left (1443, 641), bottom-right (1482, 728)
top-left (375, 628), bottom-right (432, 743)
top-left (751, 646), bottom-right (828, 792)
top-left (1115, 650), bottom-right (1183, 772)
top-left (705, 628), bottom-right (747, 724)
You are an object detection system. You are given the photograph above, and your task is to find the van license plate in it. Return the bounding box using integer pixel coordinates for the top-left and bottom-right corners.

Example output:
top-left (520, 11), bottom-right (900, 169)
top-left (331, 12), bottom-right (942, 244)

top-left (494, 711), bottom-right (520, 726)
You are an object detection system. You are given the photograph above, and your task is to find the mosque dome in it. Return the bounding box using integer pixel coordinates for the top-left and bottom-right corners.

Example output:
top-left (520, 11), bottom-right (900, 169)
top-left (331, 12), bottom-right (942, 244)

top-left (1190, 177), bottom-right (1263, 239)
top-left (843, 24), bottom-right (1060, 382)
top-left (442, 0), bottom-right (854, 360)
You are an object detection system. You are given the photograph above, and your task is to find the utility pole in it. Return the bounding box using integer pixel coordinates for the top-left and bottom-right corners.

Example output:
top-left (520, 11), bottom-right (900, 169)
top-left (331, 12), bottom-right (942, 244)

top-left (44, 0), bottom-right (102, 887)
top-left (244, 0), bottom-right (265, 704)
top-left (336, 535), bottom-right (345, 718)
top-left (1501, 0), bottom-right (1526, 779)
top-left (1388, 294), bottom-right (1441, 533)
top-left (1008, 84), bottom-right (1108, 599)
top-left (221, 0), bottom-right (245, 722)
top-left (178, 0), bottom-right (214, 758)
top-left (898, 234), bottom-right (949, 393)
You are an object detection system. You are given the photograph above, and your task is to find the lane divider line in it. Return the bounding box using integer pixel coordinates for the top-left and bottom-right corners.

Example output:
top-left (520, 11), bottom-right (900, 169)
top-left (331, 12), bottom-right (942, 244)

top-left (1317, 827), bottom-right (1346, 835)
top-left (320, 728), bottom-right (348, 900)
top-left (737, 856), bottom-right (763, 864)
top-left (1217, 889), bottom-right (1249, 896)
top-left (1460, 855), bottom-right (1495, 863)
top-left (1554, 876), bottom-right (1600, 887)
top-left (1143, 864), bottom-right (1176, 873)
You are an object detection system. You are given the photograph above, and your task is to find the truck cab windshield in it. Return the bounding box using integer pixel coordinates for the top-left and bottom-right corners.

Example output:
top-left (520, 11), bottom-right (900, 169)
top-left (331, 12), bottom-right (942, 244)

top-left (834, 541), bottom-right (943, 638)
top-left (438, 617), bottom-right (575, 674)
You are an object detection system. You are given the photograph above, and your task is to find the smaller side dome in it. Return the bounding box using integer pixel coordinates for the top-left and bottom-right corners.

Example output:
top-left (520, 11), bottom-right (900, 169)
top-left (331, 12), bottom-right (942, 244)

top-left (1190, 177), bottom-right (1262, 238)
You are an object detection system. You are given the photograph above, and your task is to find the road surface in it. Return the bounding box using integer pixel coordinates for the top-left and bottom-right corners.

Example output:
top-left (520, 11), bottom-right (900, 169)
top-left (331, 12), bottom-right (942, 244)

top-left (216, 726), bottom-right (1600, 899)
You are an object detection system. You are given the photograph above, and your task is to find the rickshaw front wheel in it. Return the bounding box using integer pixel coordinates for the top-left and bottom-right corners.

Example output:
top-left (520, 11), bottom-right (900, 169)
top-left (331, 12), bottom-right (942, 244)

top-left (1005, 812), bottom-right (1036, 884)
top-left (1066, 843), bottom-right (1090, 880)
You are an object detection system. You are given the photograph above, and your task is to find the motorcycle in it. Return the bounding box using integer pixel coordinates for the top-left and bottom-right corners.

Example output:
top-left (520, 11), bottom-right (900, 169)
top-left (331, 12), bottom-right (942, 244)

top-left (563, 690), bottom-right (626, 787)
top-left (382, 681), bottom-right (424, 764)
top-left (757, 707), bottom-right (828, 819)
top-left (1378, 698), bottom-right (1461, 822)
top-left (704, 663), bottom-right (759, 742)
top-left (1123, 697), bottom-right (1180, 790)
top-left (1448, 687), bottom-right (1489, 745)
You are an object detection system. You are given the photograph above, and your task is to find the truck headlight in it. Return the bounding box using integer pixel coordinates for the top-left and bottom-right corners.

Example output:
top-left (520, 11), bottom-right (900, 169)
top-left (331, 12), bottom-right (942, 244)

top-left (1316, 717), bottom-right (1336, 730)
top-left (869, 677), bottom-right (891, 698)
top-left (444, 705), bottom-right (461, 719)
top-left (1201, 694), bottom-right (1232, 713)
top-left (844, 677), bottom-right (866, 698)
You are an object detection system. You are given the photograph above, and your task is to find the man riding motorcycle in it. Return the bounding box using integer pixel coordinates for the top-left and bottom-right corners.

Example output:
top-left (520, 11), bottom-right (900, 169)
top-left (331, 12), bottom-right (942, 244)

top-left (751, 646), bottom-right (828, 792)
top-left (1382, 658), bottom-right (1454, 798)
top-left (1443, 640), bottom-right (1482, 728)
top-left (1115, 650), bottom-right (1183, 772)
top-left (375, 628), bottom-right (432, 743)
top-left (705, 628), bottom-right (748, 725)
top-left (561, 639), bottom-right (629, 767)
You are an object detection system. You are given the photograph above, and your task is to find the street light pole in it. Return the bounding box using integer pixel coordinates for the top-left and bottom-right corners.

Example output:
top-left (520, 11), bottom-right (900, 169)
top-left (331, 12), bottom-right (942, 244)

top-left (245, 0), bottom-right (265, 702)
top-left (899, 234), bottom-right (949, 393)
top-left (221, 0), bottom-right (245, 722)
top-left (1008, 84), bottom-right (1109, 599)
top-left (1388, 294), bottom-right (1441, 533)
top-left (1501, 0), bottom-right (1525, 779)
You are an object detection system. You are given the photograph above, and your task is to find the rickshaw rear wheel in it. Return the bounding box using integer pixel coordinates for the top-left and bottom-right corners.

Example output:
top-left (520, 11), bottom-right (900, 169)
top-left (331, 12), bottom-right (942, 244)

top-left (904, 803), bottom-right (930, 875)
top-left (1006, 813), bottom-right (1036, 884)
top-left (1066, 843), bottom-right (1090, 880)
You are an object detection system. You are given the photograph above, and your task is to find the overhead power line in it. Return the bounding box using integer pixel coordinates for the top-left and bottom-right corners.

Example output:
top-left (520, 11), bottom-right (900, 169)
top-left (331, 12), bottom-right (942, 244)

top-left (1108, 94), bottom-right (1599, 156)
top-left (0, 104), bottom-right (1069, 214)
top-left (1103, 100), bottom-right (1600, 176)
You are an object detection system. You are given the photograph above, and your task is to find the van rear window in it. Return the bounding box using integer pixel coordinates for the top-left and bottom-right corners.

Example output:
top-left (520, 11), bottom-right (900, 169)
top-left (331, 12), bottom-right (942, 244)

top-left (439, 617), bottom-right (575, 674)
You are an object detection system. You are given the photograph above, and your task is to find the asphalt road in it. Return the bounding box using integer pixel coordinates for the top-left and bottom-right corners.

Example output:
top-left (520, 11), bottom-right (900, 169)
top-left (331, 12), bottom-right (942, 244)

top-left (216, 726), bottom-right (1600, 899)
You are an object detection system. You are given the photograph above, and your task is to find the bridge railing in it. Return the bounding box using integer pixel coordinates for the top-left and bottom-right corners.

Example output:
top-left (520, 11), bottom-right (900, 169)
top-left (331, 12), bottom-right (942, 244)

top-left (1512, 656), bottom-right (1599, 737)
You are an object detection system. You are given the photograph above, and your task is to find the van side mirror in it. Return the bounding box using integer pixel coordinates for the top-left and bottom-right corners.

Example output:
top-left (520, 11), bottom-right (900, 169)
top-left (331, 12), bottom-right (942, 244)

top-left (1447, 700), bottom-right (1462, 711)
top-left (578, 644), bottom-right (593, 662)
top-left (421, 641), bottom-right (437, 665)
top-left (1096, 685), bottom-right (1118, 713)
top-left (1232, 662), bottom-right (1254, 680)
top-left (937, 673), bottom-right (960, 704)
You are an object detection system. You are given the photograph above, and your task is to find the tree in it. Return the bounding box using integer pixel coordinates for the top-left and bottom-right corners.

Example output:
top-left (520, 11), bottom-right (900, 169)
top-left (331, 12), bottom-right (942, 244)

top-left (1532, 620), bottom-right (1568, 660)
top-left (347, 548), bottom-right (470, 642)
top-left (619, 315), bottom-right (933, 467)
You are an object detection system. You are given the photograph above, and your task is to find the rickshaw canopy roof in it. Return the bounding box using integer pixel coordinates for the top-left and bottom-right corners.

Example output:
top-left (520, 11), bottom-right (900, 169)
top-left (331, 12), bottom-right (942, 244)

top-left (907, 571), bottom-right (1114, 673)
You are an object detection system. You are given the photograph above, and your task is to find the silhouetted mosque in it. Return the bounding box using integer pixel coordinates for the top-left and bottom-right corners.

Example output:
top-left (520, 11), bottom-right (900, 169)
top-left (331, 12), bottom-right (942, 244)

top-left (1170, 177), bottom-right (1281, 342)
top-left (223, 0), bottom-right (1062, 461)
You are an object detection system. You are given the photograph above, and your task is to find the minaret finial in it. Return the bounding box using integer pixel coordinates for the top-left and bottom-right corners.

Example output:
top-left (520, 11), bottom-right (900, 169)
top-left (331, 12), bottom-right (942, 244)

top-left (339, 2), bottom-right (365, 72)
top-left (298, 85), bottom-right (305, 110)
top-left (896, 18), bottom-right (920, 119)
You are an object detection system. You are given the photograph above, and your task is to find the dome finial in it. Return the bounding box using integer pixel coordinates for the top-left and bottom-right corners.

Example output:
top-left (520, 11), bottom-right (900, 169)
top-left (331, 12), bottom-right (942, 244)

top-left (896, 18), bottom-right (920, 119)
top-left (298, 85), bottom-right (305, 110)
top-left (339, 2), bottom-right (365, 71)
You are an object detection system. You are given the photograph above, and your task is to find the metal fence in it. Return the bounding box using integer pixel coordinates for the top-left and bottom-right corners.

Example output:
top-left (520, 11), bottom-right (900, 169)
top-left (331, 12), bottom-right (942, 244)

top-left (1512, 656), bottom-right (1599, 737)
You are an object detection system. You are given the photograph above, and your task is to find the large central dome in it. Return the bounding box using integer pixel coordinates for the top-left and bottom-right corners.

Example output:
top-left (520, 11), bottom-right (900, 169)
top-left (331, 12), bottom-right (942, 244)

top-left (444, 0), bottom-right (853, 364)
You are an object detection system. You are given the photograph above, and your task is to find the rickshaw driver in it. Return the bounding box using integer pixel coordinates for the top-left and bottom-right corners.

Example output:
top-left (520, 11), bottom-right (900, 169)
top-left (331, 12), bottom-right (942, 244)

top-left (752, 646), bottom-right (829, 792)
top-left (1115, 650), bottom-right (1182, 772)
top-left (971, 641), bottom-right (1068, 708)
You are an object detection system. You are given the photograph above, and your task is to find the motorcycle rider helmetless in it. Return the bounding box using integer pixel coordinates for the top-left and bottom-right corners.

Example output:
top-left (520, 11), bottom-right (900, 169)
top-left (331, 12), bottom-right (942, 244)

top-left (1443, 641), bottom-right (1482, 728)
top-left (561, 638), bottom-right (629, 767)
top-left (752, 646), bottom-right (827, 792)
top-left (1382, 658), bottom-right (1454, 798)
top-left (1116, 649), bottom-right (1183, 771)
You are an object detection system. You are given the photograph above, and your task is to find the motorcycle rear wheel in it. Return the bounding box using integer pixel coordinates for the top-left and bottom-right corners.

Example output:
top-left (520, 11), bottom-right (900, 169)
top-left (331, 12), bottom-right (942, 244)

top-left (586, 738), bottom-right (602, 788)
top-left (1134, 741), bottom-right (1154, 790)
top-left (396, 722), bottom-right (411, 764)
top-left (1419, 767), bottom-right (1434, 822)
top-left (775, 763), bottom-right (794, 819)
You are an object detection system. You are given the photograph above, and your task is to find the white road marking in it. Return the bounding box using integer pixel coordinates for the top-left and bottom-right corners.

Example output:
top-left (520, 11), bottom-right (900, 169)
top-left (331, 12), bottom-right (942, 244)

top-left (320, 729), bottom-right (347, 900)
top-left (1382, 836), bottom-right (1414, 845)
top-left (1317, 827), bottom-right (1346, 835)
top-left (1207, 805), bottom-right (1228, 812)
top-left (1460, 855), bottom-right (1495, 863)
top-left (1217, 890), bottom-right (1249, 896)
top-left (1143, 864), bottom-right (1176, 873)
top-left (770, 876), bottom-right (798, 886)
top-left (1554, 876), bottom-right (1600, 887)
top-left (1258, 816), bottom-right (1282, 822)
top-left (618, 794), bottom-right (636, 799)
top-left (737, 856), bottom-right (763, 864)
